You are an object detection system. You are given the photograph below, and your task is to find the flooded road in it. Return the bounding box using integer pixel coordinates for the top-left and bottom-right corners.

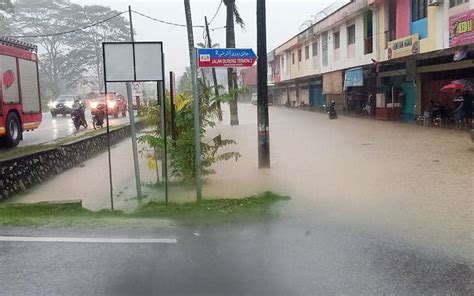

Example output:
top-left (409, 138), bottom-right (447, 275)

top-left (4, 103), bottom-right (473, 294)
top-left (205, 103), bottom-right (473, 259)
top-left (10, 103), bottom-right (473, 259)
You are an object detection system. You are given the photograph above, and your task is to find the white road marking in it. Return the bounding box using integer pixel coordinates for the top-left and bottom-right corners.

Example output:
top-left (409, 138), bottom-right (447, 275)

top-left (0, 236), bottom-right (177, 244)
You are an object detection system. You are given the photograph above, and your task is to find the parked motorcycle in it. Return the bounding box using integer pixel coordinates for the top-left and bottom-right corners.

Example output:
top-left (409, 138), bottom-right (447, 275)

top-left (72, 102), bottom-right (87, 131)
top-left (92, 105), bottom-right (105, 130)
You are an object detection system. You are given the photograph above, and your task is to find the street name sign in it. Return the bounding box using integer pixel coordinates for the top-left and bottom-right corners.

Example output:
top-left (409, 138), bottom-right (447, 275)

top-left (197, 48), bottom-right (257, 68)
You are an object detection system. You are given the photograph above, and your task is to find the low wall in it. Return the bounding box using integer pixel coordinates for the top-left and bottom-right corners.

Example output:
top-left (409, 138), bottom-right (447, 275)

top-left (0, 123), bottom-right (144, 201)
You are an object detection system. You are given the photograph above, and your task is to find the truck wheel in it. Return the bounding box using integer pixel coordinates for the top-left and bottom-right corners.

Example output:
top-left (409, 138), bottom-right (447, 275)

top-left (4, 113), bottom-right (22, 148)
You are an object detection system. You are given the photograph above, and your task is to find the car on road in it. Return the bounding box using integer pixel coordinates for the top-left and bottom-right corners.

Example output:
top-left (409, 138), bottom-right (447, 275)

top-left (251, 93), bottom-right (258, 105)
top-left (49, 95), bottom-right (82, 117)
top-left (90, 93), bottom-right (127, 118)
top-left (251, 93), bottom-right (273, 106)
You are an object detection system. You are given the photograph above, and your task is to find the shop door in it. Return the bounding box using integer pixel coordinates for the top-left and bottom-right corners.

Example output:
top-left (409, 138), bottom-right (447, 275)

top-left (401, 82), bottom-right (416, 121)
top-left (309, 83), bottom-right (324, 108)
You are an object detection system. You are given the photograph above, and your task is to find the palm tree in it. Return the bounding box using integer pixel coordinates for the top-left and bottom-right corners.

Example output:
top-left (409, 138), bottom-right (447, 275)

top-left (223, 0), bottom-right (245, 126)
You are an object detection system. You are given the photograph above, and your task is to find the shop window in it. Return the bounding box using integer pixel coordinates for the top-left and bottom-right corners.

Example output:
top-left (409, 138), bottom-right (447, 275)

top-left (347, 25), bottom-right (356, 45)
top-left (305, 45), bottom-right (309, 60)
top-left (450, 0), bottom-right (468, 7)
top-left (333, 31), bottom-right (340, 49)
top-left (312, 41), bottom-right (318, 57)
top-left (412, 0), bottom-right (427, 21)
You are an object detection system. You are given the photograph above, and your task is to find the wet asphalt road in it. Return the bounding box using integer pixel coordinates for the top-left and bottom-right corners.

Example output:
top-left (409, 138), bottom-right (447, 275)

top-left (18, 111), bottom-right (130, 147)
top-left (0, 218), bottom-right (472, 296)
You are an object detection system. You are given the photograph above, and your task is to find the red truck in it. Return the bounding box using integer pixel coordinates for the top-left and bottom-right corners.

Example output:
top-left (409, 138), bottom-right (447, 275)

top-left (0, 37), bottom-right (41, 148)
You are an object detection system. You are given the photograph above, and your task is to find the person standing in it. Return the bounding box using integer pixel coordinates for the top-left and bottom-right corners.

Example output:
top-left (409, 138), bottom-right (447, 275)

top-left (453, 89), bottom-right (465, 129)
top-left (463, 90), bottom-right (473, 128)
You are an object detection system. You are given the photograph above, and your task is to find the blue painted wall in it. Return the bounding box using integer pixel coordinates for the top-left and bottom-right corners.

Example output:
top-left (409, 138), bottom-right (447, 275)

top-left (411, 18), bottom-right (428, 39)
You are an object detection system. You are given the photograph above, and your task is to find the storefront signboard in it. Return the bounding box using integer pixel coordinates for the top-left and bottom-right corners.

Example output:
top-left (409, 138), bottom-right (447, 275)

top-left (449, 10), bottom-right (474, 47)
top-left (387, 34), bottom-right (419, 60)
top-left (344, 67), bottom-right (363, 89)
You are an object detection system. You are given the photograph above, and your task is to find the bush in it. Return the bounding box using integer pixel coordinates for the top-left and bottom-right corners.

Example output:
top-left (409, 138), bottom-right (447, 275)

top-left (139, 79), bottom-right (241, 182)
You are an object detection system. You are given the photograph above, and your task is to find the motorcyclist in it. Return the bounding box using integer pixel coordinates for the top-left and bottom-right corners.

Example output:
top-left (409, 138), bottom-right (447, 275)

top-left (327, 100), bottom-right (337, 119)
top-left (72, 99), bottom-right (85, 122)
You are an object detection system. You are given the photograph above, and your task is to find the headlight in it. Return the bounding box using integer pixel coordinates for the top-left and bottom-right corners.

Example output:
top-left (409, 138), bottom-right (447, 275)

top-left (65, 101), bottom-right (74, 108)
top-left (48, 101), bottom-right (56, 108)
top-left (91, 102), bottom-right (98, 109)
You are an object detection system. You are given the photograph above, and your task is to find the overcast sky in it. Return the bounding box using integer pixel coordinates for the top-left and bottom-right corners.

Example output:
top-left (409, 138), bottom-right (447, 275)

top-left (72, 0), bottom-right (336, 75)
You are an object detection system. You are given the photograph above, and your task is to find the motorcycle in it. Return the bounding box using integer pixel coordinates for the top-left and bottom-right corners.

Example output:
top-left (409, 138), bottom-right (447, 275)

top-left (72, 104), bottom-right (87, 131)
top-left (92, 105), bottom-right (105, 130)
top-left (324, 101), bottom-right (338, 119)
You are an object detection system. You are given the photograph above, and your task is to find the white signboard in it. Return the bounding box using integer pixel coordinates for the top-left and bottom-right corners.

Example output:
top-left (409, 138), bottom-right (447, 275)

top-left (103, 42), bottom-right (164, 82)
top-left (132, 82), bottom-right (143, 97)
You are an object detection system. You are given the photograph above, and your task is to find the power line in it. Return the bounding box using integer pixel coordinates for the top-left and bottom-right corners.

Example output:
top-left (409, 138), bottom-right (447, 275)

top-left (208, 0), bottom-right (223, 26)
top-left (132, 10), bottom-right (204, 28)
top-left (7, 11), bottom-right (127, 38)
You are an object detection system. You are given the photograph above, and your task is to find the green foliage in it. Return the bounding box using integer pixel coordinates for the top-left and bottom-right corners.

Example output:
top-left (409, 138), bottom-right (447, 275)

top-left (139, 81), bottom-right (242, 183)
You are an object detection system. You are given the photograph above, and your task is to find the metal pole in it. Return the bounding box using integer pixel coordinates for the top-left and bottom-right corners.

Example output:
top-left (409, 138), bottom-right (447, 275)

top-left (191, 48), bottom-right (202, 201)
top-left (257, 0), bottom-right (270, 168)
top-left (159, 79), bottom-right (168, 205)
top-left (102, 43), bottom-right (114, 210)
top-left (127, 5), bottom-right (142, 201)
top-left (170, 71), bottom-right (177, 141)
top-left (205, 16), bottom-right (222, 121)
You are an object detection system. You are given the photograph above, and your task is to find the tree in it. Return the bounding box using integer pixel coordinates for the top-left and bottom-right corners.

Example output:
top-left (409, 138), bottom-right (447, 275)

top-left (13, 0), bottom-right (130, 99)
top-left (70, 5), bottom-right (130, 92)
top-left (0, 0), bottom-right (14, 35)
top-left (14, 0), bottom-right (87, 98)
top-left (0, 0), bottom-right (12, 12)
top-left (178, 67), bottom-right (192, 95)
top-left (223, 0), bottom-right (245, 125)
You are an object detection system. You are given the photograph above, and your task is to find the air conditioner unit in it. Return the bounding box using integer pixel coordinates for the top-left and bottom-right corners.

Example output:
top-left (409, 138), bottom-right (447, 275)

top-left (428, 0), bottom-right (442, 6)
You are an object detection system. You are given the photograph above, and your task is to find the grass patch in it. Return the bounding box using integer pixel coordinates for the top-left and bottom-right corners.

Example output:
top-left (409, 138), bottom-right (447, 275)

top-left (0, 192), bottom-right (290, 227)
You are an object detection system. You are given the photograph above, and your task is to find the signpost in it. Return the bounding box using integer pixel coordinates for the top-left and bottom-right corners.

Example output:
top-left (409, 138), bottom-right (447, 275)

top-left (102, 41), bottom-right (166, 210)
top-left (197, 48), bottom-right (257, 68)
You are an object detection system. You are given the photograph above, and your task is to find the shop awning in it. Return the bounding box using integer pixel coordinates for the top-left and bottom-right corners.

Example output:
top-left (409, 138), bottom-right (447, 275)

top-left (323, 71), bottom-right (343, 95)
top-left (344, 67), bottom-right (363, 89)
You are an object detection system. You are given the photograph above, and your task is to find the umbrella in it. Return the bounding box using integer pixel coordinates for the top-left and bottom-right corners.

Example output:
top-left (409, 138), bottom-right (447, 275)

top-left (440, 83), bottom-right (466, 93)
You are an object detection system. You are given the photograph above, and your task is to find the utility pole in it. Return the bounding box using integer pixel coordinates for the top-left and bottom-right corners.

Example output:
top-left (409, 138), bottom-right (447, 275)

top-left (257, 0), bottom-right (270, 168)
top-left (184, 0), bottom-right (202, 201)
top-left (205, 16), bottom-right (223, 121)
top-left (127, 5), bottom-right (143, 200)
